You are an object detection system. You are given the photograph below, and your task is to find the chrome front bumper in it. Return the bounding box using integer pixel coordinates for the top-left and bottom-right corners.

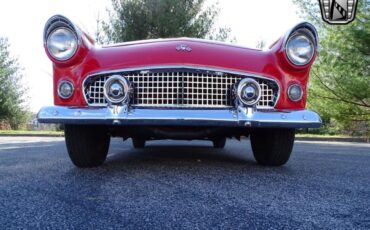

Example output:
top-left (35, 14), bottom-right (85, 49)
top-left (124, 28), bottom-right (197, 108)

top-left (37, 106), bottom-right (321, 128)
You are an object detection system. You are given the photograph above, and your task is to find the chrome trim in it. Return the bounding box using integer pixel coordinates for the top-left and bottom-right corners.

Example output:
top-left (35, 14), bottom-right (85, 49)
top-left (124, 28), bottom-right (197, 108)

top-left (43, 15), bottom-right (82, 61)
top-left (287, 84), bottom-right (303, 102)
top-left (82, 65), bottom-right (281, 109)
top-left (84, 65), bottom-right (281, 84)
top-left (237, 78), bottom-right (261, 106)
top-left (44, 14), bottom-right (81, 46)
top-left (103, 75), bottom-right (130, 104)
top-left (283, 22), bottom-right (318, 50)
top-left (57, 80), bottom-right (74, 99)
top-left (176, 44), bottom-right (192, 52)
top-left (37, 106), bottom-right (322, 128)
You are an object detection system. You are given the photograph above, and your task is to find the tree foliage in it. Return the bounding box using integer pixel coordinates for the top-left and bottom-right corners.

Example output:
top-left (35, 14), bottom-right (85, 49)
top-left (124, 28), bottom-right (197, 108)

top-left (294, 0), bottom-right (370, 135)
top-left (100, 0), bottom-right (233, 43)
top-left (0, 38), bottom-right (27, 129)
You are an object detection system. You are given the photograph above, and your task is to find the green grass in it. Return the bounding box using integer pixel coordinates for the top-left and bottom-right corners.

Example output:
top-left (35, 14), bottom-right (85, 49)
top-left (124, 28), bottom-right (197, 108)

top-left (0, 130), bottom-right (64, 136)
top-left (296, 134), bottom-right (369, 141)
top-left (296, 134), bottom-right (354, 138)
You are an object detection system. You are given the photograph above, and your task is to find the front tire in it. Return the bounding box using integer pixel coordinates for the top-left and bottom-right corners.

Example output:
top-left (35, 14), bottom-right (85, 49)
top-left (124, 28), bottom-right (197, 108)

top-left (132, 138), bottom-right (145, 148)
top-left (212, 137), bottom-right (226, 149)
top-left (65, 125), bottom-right (110, 168)
top-left (250, 128), bottom-right (295, 166)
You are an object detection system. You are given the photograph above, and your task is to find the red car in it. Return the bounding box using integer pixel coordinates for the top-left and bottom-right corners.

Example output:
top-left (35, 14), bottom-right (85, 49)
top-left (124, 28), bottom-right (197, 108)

top-left (38, 15), bottom-right (321, 167)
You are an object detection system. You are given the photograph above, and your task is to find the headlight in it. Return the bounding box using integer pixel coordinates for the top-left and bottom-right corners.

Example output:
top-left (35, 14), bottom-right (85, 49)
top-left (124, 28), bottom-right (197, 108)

top-left (46, 27), bottom-right (78, 61)
top-left (285, 29), bottom-right (315, 66)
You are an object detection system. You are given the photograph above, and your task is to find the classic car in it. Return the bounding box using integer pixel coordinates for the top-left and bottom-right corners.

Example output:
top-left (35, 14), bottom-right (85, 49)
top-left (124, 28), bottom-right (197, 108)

top-left (38, 15), bottom-right (322, 167)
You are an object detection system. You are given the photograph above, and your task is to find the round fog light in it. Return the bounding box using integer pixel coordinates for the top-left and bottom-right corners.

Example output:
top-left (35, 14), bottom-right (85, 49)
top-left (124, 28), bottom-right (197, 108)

top-left (58, 81), bottom-right (74, 99)
top-left (243, 85), bottom-right (257, 100)
top-left (288, 84), bottom-right (303, 102)
top-left (109, 82), bottom-right (124, 99)
top-left (103, 75), bottom-right (130, 104)
top-left (237, 78), bottom-right (261, 106)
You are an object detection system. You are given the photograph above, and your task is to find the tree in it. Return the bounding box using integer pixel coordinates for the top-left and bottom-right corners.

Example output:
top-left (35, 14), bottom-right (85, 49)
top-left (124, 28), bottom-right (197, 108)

top-left (0, 38), bottom-right (27, 129)
top-left (293, 0), bottom-right (370, 135)
top-left (255, 40), bottom-right (266, 50)
top-left (101, 0), bottom-right (233, 43)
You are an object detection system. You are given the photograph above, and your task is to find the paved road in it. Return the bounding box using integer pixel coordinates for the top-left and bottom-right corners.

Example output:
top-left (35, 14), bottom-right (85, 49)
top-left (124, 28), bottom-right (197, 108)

top-left (0, 137), bottom-right (369, 229)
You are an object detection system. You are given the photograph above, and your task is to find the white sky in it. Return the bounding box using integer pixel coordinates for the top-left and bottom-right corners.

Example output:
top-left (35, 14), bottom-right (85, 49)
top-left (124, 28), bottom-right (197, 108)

top-left (0, 0), bottom-right (301, 112)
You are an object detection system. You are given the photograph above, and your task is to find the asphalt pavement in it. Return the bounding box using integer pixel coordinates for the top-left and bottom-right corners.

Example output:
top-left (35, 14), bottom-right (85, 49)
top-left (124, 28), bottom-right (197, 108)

top-left (0, 137), bottom-right (369, 229)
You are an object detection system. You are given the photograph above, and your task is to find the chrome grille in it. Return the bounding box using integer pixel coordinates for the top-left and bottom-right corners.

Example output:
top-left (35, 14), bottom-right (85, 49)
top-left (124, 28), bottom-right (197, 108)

top-left (128, 72), bottom-right (238, 107)
top-left (84, 69), bottom-right (278, 108)
top-left (259, 82), bottom-right (275, 108)
top-left (86, 76), bottom-right (107, 106)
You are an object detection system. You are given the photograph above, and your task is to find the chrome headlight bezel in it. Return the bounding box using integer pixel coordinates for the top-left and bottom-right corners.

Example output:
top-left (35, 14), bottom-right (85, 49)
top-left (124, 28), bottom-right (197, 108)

top-left (284, 23), bottom-right (318, 67)
top-left (285, 29), bottom-right (315, 66)
top-left (44, 15), bottom-right (81, 62)
top-left (287, 84), bottom-right (304, 102)
top-left (46, 27), bottom-right (78, 61)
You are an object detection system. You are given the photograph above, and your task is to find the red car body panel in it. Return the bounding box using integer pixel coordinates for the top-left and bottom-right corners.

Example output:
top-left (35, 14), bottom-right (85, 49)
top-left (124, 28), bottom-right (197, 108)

top-left (48, 35), bottom-right (316, 110)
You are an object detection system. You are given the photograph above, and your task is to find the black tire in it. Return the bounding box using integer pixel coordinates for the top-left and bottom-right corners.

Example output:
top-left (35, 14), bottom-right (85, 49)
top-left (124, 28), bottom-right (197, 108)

top-left (64, 125), bottom-right (110, 168)
top-left (250, 128), bottom-right (295, 166)
top-left (132, 138), bottom-right (145, 148)
top-left (212, 137), bottom-right (226, 149)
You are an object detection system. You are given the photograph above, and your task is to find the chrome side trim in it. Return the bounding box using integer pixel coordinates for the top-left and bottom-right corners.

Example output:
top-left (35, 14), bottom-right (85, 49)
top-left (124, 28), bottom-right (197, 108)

top-left (37, 106), bottom-right (321, 128)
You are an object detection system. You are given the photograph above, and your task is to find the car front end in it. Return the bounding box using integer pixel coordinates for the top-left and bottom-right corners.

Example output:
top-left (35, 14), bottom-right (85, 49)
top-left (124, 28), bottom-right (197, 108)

top-left (38, 15), bottom-right (321, 167)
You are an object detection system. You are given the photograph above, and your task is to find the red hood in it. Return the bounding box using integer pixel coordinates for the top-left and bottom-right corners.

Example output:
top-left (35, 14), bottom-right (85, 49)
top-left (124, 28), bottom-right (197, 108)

top-left (85, 38), bottom-right (271, 77)
top-left (102, 37), bottom-right (261, 50)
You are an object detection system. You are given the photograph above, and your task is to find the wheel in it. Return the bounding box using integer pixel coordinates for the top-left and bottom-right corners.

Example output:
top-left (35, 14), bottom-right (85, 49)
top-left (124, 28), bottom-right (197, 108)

top-left (64, 125), bottom-right (110, 168)
top-left (212, 137), bottom-right (226, 149)
top-left (132, 138), bottom-right (145, 148)
top-left (250, 128), bottom-right (295, 166)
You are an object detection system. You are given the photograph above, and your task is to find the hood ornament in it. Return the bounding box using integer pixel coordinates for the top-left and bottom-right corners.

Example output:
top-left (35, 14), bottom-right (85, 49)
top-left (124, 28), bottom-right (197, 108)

top-left (176, 44), bottom-right (192, 52)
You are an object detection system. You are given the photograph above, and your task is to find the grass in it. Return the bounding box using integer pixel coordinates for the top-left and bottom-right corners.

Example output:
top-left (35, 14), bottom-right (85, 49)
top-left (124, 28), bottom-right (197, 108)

top-left (0, 130), bottom-right (64, 136)
top-left (296, 133), bottom-right (354, 138)
top-left (296, 133), bottom-right (369, 142)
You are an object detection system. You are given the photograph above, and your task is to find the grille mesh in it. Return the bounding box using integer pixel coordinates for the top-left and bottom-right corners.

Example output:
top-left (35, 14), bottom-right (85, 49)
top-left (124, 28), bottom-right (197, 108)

top-left (129, 72), bottom-right (238, 107)
top-left (84, 70), bottom-right (278, 108)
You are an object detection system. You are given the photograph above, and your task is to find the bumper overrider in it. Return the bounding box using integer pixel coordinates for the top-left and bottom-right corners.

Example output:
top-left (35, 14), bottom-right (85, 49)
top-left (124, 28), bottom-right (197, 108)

top-left (37, 106), bottom-right (321, 128)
